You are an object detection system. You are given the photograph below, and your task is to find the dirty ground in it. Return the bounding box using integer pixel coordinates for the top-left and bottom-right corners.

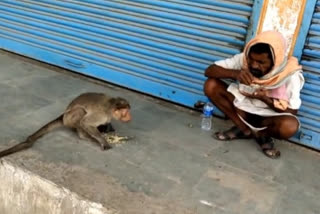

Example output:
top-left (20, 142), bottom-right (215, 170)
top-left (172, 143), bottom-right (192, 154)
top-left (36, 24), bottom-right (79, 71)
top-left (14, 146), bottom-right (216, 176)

top-left (0, 50), bottom-right (319, 214)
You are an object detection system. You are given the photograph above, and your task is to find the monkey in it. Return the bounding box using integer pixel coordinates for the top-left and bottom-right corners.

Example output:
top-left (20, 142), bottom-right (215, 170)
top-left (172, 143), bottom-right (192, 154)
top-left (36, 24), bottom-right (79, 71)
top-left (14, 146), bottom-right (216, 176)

top-left (0, 92), bottom-right (131, 158)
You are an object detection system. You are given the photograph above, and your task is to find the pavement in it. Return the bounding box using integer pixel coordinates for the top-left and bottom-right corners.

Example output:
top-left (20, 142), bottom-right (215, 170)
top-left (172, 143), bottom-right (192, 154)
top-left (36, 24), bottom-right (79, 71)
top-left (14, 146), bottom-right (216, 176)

top-left (0, 49), bottom-right (319, 214)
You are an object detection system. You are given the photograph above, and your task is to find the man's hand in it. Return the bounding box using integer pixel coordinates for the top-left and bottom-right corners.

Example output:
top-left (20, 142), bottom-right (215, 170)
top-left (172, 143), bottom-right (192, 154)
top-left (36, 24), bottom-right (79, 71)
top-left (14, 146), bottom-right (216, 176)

top-left (240, 88), bottom-right (268, 100)
top-left (240, 89), bottom-right (298, 114)
top-left (236, 69), bottom-right (254, 85)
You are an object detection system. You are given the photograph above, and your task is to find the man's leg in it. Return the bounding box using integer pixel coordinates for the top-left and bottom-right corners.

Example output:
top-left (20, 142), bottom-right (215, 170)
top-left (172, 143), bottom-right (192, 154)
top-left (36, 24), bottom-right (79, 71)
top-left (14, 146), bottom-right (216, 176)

top-left (204, 78), bottom-right (251, 137)
top-left (259, 115), bottom-right (299, 139)
top-left (252, 115), bottom-right (299, 158)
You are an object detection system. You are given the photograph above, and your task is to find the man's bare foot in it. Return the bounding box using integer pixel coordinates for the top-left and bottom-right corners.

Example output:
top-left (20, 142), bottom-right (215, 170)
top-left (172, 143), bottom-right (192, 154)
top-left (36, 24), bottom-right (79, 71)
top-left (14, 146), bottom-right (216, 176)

top-left (256, 136), bottom-right (281, 159)
top-left (213, 126), bottom-right (252, 141)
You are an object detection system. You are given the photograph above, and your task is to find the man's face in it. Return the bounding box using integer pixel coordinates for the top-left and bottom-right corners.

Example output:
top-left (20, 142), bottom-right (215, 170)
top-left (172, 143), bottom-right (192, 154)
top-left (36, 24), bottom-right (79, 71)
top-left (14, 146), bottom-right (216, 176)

top-left (247, 52), bottom-right (273, 78)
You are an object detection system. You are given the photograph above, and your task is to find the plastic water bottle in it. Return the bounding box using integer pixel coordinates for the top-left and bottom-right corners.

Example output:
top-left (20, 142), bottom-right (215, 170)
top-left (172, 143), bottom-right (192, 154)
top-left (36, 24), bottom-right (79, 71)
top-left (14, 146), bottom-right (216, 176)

top-left (201, 101), bottom-right (214, 131)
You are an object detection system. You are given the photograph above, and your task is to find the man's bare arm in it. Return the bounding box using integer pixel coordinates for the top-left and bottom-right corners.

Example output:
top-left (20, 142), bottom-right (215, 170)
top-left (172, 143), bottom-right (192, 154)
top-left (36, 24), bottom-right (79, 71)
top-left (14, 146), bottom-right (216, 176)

top-left (205, 64), bottom-right (239, 79)
top-left (259, 96), bottom-right (298, 114)
top-left (241, 90), bottom-right (298, 114)
top-left (205, 64), bottom-right (254, 85)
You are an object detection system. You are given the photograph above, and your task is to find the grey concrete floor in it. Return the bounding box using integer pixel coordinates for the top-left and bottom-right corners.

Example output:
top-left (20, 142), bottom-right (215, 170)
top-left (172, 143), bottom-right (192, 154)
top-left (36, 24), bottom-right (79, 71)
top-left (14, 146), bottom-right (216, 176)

top-left (0, 50), bottom-right (319, 214)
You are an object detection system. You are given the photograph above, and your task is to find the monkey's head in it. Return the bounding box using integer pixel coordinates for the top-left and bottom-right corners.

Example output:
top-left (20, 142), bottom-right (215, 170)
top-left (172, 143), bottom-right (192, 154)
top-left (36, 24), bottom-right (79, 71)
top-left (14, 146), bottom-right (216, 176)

top-left (109, 97), bottom-right (131, 122)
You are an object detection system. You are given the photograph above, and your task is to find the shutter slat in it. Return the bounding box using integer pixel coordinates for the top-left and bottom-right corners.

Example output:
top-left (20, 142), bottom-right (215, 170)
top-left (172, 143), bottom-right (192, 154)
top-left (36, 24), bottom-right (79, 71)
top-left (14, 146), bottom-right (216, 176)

top-left (293, 0), bottom-right (320, 150)
top-left (0, 0), bottom-right (254, 107)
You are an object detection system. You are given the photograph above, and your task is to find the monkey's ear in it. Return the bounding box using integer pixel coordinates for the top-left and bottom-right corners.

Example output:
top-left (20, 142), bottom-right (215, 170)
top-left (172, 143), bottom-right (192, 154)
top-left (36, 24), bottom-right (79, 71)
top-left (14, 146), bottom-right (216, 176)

top-left (110, 97), bottom-right (131, 109)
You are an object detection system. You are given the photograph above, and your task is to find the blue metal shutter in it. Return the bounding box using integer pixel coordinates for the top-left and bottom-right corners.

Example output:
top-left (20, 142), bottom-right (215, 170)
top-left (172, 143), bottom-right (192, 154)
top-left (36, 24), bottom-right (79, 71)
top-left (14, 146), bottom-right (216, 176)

top-left (0, 0), bottom-right (256, 108)
top-left (291, 0), bottom-right (320, 150)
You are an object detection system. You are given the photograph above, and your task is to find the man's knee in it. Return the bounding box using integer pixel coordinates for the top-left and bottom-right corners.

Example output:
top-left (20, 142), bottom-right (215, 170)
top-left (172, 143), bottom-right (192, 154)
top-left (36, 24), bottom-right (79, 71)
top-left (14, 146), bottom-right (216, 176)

top-left (204, 78), bottom-right (221, 97)
top-left (278, 117), bottom-right (299, 139)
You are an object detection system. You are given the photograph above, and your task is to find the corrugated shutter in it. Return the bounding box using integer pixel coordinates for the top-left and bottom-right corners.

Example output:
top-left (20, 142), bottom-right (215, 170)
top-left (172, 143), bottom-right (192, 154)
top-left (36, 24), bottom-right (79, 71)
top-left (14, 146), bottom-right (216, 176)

top-left (291, 0), bottom-right (320, 150)
top-left (0, 0), bottom-right (255, 108)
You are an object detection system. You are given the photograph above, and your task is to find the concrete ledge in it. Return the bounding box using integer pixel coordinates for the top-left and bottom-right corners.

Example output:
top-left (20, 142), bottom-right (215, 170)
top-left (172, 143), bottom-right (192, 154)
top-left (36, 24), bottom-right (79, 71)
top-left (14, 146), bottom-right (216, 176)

top-left (0, 160), bottom-right (115, 214)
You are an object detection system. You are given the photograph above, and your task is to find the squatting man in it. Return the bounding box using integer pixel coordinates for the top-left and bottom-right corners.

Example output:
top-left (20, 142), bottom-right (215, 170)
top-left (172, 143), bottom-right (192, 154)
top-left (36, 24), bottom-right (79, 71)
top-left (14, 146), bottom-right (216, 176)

top-left (204, 31), bottom-right (304, 159)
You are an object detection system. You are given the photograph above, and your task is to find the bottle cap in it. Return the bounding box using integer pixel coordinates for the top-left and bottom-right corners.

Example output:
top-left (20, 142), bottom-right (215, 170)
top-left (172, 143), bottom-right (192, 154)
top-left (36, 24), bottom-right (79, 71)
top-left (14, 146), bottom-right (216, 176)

top-left (203, 110), bottom-right (212, 116)
top-left (203, 103), bottom-right (214, 112)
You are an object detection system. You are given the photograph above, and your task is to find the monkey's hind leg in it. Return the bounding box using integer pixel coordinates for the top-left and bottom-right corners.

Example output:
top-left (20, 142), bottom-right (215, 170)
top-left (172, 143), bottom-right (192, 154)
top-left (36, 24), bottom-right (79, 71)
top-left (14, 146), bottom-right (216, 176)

top-left (76, 128), bottom-right (107, 149)
top-left (77, 127), bottom-right (113, 148)
top-left (77, 128), bottom-right (92, 141)
top-left (79, 124), bottom-right (112, 150)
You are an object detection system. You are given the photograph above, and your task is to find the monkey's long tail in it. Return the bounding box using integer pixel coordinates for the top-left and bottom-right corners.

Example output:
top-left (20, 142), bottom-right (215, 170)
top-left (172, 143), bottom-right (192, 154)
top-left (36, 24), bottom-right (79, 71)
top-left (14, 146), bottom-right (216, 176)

top-left (0, 114), bottom-right (64, 158)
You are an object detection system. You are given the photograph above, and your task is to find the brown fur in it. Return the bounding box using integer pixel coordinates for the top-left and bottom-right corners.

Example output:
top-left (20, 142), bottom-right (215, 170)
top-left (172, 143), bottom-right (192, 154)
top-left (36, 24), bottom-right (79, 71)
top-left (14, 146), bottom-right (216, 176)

top-left (0, 93), bottom-right (131, 158)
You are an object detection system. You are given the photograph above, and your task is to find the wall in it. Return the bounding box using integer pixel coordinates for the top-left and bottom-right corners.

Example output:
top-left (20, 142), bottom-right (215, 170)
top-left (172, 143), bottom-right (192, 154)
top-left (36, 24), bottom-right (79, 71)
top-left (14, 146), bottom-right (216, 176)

top-left (257, 0), bottom-right (306, 55)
